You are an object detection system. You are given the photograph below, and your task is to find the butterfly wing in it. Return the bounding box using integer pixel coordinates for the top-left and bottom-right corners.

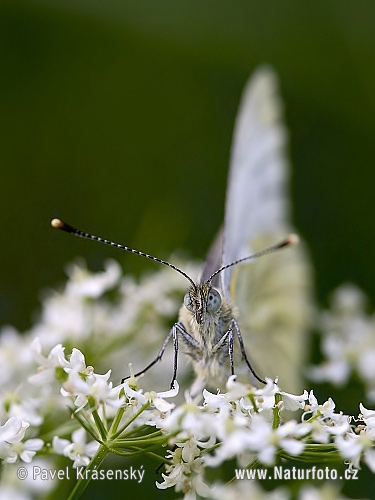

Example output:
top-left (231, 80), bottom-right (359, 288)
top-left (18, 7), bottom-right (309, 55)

top-left (220, 66), bottom-right (312, 393)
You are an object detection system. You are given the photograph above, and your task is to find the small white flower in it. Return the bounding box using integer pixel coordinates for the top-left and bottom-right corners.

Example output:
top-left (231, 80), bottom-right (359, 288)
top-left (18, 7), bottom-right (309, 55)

top-left (122, 381), bottom-right (148, 406)
top-left (156, 461), bottom-right (184, 490)
top-left (65, 259), bottom-right (121, 299)
top-left (255, 378), bottom-right (279, 412)
top-left (6, 399), bottom-right (43, 427)
top-left (62, 370), bottom-right (124, 411)
top-left (60, 347), bottom-right (88, 373)
top-left (0, 417), bottom-right (29, 444)
top-left (304, 392), bottom-right (350, 436)
top-left (157, 439), bottom-right (208, 495)
top-left (308, 420), bottom-right (331, 444)
top-left (149, 381), bottom-right (179, 413)
top-left (0, 326), bottom-right (34, 387)
top-left (280, 390), bottom-right (308, 411)
top-left (312, 284), bottom-right (375, 401)
top-left (306, 391), bottom-right (336, 418)
top-left (7, 438), bottom-right (44, 463)
top-left (247, 415), bottom-right (306, 466)
top-left (0, 417), bottom-right (30, 463)
top-left (204, 427), bottom-right (255, 467)
top-left (332, 284), bottom-right (367, 311)
top-left (53, 428), bottom-right (99, 468)
top-left (225, 375), bottom-right (254, 400)
top-left (359, 403), bottom-right (375, 439)
top-left (335, 432), bottom-right (363, 470)
top-left (309, 359), bottom-right (350, 386)
top-left (28, 339), bottom-right (66, 386)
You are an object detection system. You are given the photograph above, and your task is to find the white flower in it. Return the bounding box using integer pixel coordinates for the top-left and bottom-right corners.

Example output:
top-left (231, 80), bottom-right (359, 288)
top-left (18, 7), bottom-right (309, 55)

top-left (162, 401), bottom-right (221, 444)
top-left (308, 420), bottom-right (331, 444)
top-left (309, 359), bottom-right (350, 386)
top-left (157, 439), bottom-right (208, 496)
top-left (331, 284), bottom-right (367, 311)
top-left (335, 430), bottom-right (375, 472)
top-left (28, 339), bottom-right (65, 386)
top-left (359, 403), bottom-right (375, 439)
top-left (0, 326), bottom-right (34, 387)
top-left (61, 369), bottom-right (124, 411)
top-left (0, 417), bottom-right (30, 463)
top-left (255, 378), bottom-right (280, 412)
top-left (280, 390), bottom-right (308, 411)
top-left (204, 427), bottom-right (255, 467)
top-left (6, 399), bottom-right (43, 427)
top-left (122, 380), bottom-right (148, 406)
top-left (303, 392), bottom-right (350, 436)
top-left (202, 389), bottom-right (229, 411)
top-left (246, 415), bottom-right (306, 466)
top-left (225, 375), bottom-right (254, 400)
top-left (312, 284), bottom-right (375, 401)
top-left (306, 391), bottom-right (336, 418)
top-left (334, 403), bottom-right (375, 471)
top-left (0, 417), bottom-right (29, 444)
top-left (6, 438), bottom-right (44, 463)
top-left (60, 347), bottom-right (88, 373)
top-left (147, 381), bottom-right (179, 413)
top-left (53, 428), bottom-right (99, 468)
top-left (65, 259), bottom-right (121, 298)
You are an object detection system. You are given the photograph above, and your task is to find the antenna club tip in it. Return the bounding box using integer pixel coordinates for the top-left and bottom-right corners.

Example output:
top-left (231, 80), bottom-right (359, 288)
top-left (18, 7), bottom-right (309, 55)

top-left (286, 233), bottom-right (299, 246)
top-left (51, 218), bottom-right (73, 233)
top-left (51, 218), bottom-right (65, 229)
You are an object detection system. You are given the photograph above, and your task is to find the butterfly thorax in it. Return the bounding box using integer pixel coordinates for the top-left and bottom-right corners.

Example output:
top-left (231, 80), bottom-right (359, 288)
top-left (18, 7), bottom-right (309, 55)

top-left (178, 283), bottom-right (234, 379)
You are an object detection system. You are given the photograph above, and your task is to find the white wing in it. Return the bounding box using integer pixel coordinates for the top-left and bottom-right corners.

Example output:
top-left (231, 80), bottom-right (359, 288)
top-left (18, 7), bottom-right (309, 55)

top-left (221, 66), bottom-right (312, 393)
top-left (221, 66), bottom-right (290, 293)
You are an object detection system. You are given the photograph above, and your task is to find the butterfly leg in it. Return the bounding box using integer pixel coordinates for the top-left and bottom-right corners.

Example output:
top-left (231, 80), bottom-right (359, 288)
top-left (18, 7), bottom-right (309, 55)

top-left (228, 329), bottom-right (235, 375)
top-left (231, 319), bottom-right (266, 385)
top-left (212, 328), bottom-right (235, 375)
top-left (170, 321), bottom-right (205, 388)
top-left (121, 326), bottom-right (174, 383)
top-left (170, 324), bottom-right (179, 388)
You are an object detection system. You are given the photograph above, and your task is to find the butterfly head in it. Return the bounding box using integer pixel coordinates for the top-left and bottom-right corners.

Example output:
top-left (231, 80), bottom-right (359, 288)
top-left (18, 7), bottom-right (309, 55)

top-left (183, 282), bottom-right (222, 325)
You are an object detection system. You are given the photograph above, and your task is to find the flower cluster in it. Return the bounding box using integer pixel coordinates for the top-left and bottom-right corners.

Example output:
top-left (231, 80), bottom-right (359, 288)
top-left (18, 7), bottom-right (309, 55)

top-left (1, 260), bottom-right (375, 499)
top-left (310, 284), bottom-right (375, 401)
top-left (155, 376), bottom-right (375, 495)
top-left (0, 259), bottom-right (191, 498)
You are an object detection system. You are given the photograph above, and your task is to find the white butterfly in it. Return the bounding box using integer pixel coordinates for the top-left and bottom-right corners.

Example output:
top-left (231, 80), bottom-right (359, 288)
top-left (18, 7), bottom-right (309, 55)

top-left (183, 66), bottom-right (311, 395)
top-left (198, 66), bottom-right (312, 395)
top-left (52, 66), bottom-right (311, 395)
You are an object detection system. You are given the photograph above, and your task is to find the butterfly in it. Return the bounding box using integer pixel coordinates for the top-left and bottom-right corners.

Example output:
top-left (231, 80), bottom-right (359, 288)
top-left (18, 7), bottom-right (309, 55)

top-left (52, 66), bottom-right (311, 395)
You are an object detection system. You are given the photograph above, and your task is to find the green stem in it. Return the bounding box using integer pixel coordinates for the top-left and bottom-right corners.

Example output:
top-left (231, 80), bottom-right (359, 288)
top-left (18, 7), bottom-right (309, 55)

top-left (92, 408), bottom-right (107, 440)
top-left (67, 444), bottom-right (109, 500)
top-left (249, 393), bottom-right (258, 413)
top-left (272, 393), bottom-right (282, 429)
top-left (74, 411), bottom-right (100, 442)
top-left (108, 406), bottom-right (125, 435)
top-left (111, 401), bottom-right (150, 439)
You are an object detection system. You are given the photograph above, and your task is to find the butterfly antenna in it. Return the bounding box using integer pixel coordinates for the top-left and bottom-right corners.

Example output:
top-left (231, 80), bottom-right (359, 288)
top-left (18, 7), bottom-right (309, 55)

top-left (207, 234), bottom-right (299, 283)
top-left (51, 218), bottom-right (196, 287)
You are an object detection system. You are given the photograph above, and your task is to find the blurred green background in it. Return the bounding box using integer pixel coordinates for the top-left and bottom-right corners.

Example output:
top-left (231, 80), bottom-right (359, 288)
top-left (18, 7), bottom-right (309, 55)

top-left (1, 1), bottom-right (375, 497)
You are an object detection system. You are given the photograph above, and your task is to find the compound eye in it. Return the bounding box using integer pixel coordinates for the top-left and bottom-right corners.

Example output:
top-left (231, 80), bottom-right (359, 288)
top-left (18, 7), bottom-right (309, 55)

top-left (206, 288), bottom-right (221, 313)
top-left (184, 292), bottom-right (194, 312)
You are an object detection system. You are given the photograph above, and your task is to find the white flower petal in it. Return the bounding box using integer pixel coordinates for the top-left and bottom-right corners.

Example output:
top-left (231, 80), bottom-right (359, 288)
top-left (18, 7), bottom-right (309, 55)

top-left (0, 417), bottom-right (29, 444)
